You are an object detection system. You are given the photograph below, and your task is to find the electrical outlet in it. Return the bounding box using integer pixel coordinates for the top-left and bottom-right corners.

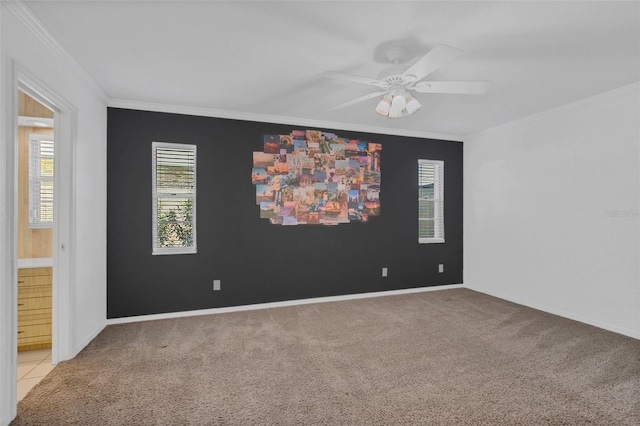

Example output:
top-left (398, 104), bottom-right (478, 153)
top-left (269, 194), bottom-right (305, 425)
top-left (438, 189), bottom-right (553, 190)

top-left (438, 264), bottom-right (444, 273)
top-left (382, 267), bottom-right (388, 277)
top-left (213, 279), bottom-right (221, 291)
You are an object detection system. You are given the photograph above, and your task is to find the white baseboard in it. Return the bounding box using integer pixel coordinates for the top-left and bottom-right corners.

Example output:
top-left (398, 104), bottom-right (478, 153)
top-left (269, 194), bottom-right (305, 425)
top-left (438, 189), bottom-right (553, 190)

top-left (72, 321), bottom-right (107, 359)
top-left (1, 413), bottom-right (12, 426)
top-left (107, 284), bottom-right (464, 325)
top-left (466, 285), bottom-right (640, 340)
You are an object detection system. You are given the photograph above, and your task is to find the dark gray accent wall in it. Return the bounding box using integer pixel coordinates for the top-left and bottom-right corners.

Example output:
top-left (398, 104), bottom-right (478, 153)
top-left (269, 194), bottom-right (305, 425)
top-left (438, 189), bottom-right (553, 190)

top-left (107, 108), bottom-right (463, 318)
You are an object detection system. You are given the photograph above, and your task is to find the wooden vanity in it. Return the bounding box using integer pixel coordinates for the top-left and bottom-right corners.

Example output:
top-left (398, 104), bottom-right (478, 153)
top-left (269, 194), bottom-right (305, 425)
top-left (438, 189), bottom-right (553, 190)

top-left (17, 267), bottom-right (52, 351)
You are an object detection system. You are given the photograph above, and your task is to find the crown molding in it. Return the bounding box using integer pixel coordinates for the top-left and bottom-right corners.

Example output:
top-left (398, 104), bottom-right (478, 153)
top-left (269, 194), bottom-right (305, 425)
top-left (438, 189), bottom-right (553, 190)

top-left (108, 99), bottom-right (463, 142)
top-left (4, 0), bottom-right (461, 141)
top-left (3, 0), bottom-right (110, 102)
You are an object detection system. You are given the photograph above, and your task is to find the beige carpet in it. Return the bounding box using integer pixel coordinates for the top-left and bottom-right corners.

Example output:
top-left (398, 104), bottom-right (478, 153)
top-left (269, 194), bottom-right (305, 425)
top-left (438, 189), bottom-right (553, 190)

top-left (12, 288), bottom-right (640, 425)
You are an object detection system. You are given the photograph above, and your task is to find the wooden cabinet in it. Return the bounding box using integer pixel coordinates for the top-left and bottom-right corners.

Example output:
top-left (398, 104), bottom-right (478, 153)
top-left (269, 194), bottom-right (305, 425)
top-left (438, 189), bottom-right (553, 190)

top-left (18, 267), bottom-right (52, 351)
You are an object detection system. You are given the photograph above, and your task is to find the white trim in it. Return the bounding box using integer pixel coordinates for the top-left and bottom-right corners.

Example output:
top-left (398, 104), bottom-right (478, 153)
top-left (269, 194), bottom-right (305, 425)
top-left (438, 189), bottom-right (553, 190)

top-left (17, 257), bottom-right (53, 268)
top-left (465, 81), bottom-right (640, 139)
top-left (1, 31), bottom-right (20, 423)
top-left (152, 247), bottom-right (198, 256)
top-left (109, 99), bottom-right (463, 142)
top-left (152, 141), bottom-right (197, 255)
top-left (418, 159), bottom-right (445, 244)
top-left (28, 132), bottom-right (54, 228)
top-left (107, 284), bottom-right (464, 325)
top-left (72, 321), bottom-right (105, 359)
top-left (15, 62), bottom-right (78, 365)
top-left (419, 238), bottom-right (445, 244)
top-left (18, 116), bottom-right (54, 128)
top-left (466, 285), bottom-right (640, 340)
top-left (53, 102), bottom-right (78, 365)
top-left (1, 0), bottom-right (460, 143)
top-left (3, 1), bottom-right (110, 102)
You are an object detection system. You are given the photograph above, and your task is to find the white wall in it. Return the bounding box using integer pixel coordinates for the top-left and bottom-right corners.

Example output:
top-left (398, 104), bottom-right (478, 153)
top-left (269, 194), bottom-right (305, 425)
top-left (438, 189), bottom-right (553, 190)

top-left (0, 4), bottom-right (107, 425)
top-left (465, 83), bottom-right (640, 338)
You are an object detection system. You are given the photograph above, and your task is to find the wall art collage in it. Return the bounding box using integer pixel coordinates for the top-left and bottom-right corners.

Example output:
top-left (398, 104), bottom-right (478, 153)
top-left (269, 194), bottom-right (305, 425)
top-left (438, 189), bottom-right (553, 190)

top-left (252, 129), bottom-right (381, 225)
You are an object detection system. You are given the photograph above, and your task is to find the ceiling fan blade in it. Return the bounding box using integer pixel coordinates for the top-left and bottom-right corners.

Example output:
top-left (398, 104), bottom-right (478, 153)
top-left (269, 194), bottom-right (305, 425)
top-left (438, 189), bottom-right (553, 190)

top-left (330, 91), bottom-right (389, 110)
top-left (413, 81), bottom-right (492, 95)
top-left (322, 71), bottom-right (387, 88)
top-left (402, 44), bottom-right (463, 82)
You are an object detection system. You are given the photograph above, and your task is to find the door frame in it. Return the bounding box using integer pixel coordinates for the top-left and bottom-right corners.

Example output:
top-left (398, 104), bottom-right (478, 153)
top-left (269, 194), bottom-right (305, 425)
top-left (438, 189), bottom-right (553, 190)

top-left (3, 60), bottom-right (77, 418)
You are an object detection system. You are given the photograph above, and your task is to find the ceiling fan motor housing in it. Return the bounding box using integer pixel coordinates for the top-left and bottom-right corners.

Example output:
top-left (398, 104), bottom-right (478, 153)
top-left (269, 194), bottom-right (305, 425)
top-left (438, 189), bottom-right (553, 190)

top-left (377, 46), bottom-right (418, 88)
top-left (377, 66), bottom-right (417, 88)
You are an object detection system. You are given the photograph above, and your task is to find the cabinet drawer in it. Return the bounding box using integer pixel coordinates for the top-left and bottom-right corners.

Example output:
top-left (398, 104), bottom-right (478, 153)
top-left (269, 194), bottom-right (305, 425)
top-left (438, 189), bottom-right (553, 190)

top-left (18, 275), bottom-right (52, 287)
top-left (18, 267), bottom-right (52, 290)
top-left (18, 336), bottom-right (52, 349)
top-left (18, 267), bottom-right (52, 277)
top-left (18, 294), bottom-right (51, 310)
top-left (18, 286), bottom-right (51, 301)
top-left (17, 323), bottom-right (52, 344)
top-left (18, 309), bottom-right (52, 326)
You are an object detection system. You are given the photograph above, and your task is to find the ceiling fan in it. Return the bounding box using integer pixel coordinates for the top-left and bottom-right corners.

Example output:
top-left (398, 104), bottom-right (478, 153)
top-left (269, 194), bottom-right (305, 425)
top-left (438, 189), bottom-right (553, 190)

top-left (323, 44), bottom-right (491, 118)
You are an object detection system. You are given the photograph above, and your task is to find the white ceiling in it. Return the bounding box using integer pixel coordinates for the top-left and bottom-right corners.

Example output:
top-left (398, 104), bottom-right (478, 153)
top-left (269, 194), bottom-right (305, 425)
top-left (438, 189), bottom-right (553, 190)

top-left (24, 1), bottom-right (640, 138)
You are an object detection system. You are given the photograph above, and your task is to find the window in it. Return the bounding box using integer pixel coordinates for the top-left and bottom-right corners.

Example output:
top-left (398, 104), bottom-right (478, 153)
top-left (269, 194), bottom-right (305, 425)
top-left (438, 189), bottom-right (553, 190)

top-left (418, 159), bottom-right (444, 243)
top-left (29, 134), bottom-right (54, 228)
top-left (152, 142), bottom-right (196, 255)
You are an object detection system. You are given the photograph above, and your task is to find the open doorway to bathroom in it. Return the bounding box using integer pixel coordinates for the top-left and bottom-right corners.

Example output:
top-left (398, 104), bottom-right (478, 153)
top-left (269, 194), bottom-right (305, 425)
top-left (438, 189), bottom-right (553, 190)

top-left (16, 90), bottom-right (55, 400)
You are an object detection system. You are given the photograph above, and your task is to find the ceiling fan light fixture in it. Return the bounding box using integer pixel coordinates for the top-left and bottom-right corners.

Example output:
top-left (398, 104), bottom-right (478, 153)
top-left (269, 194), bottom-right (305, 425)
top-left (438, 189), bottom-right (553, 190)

top-left (388, 92), bottom-right (407, 118)
top-left (405, 95), bottom-right (422, 115)
top-left (375, 96), bottom-right (392, 116)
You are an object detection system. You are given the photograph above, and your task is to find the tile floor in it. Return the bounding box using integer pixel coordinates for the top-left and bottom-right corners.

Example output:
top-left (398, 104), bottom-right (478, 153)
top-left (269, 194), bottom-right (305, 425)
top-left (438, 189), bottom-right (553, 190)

top-left (17, 349), bottom-right (54, 401)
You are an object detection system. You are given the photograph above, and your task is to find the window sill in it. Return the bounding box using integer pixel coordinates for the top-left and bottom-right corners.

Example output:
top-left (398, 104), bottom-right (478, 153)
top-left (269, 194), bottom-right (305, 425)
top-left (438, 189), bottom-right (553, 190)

top-left (418, 238), bottom-right (445, 244)
top-left (152, 248), bottom-right (197, 255)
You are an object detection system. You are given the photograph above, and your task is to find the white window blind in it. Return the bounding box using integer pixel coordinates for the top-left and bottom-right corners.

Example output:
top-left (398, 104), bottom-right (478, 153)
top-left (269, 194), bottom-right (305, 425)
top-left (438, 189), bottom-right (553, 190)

top-left (418, 159), bottom-right (444, 243)
top-left (28, 134), bottom-right (54, 228)
top-left (152, 142), bottom-right (197, 255)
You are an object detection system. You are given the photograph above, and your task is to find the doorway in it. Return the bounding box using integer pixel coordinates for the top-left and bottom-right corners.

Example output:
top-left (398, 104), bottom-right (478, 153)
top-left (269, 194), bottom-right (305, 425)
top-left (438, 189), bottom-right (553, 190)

top-left (15, 90), bottom-right (55, 400)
